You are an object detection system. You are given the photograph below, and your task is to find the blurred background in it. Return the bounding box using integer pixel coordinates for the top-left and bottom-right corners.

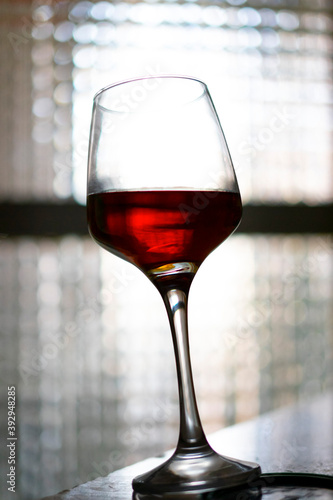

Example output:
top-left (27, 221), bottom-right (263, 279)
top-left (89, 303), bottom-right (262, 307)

top-left (0, 0), bottom-right (332, 498)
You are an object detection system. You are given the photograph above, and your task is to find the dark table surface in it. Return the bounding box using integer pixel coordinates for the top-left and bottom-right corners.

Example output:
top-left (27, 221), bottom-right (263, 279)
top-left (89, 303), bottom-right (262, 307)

top-left (43, 391), bottom-right (333, 499)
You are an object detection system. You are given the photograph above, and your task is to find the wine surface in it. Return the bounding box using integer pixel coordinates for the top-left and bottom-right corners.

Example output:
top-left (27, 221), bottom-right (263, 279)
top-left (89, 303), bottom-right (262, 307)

top-left (87, 190), bottom-right (242, 274)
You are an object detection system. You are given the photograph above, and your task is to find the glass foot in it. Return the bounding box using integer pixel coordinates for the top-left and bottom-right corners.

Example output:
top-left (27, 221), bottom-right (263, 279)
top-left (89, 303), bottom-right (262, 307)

top-left (132, 445), bottom-right (261, 494)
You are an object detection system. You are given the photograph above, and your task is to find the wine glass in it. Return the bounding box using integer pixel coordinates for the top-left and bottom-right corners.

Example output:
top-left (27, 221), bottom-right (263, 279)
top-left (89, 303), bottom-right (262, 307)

top-left (87, 75), bottom-right (261, 494)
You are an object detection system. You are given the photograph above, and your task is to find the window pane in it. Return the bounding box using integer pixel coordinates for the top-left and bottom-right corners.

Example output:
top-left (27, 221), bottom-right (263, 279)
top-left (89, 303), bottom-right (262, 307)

top-left (0, 1), bottom-right (332, 202)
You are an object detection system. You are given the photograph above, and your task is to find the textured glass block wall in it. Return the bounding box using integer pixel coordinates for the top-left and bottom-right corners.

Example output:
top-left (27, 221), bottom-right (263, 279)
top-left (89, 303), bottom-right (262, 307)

top-left (0, 0), bottom-right (332, 203)
top-left (69, 0), bottom-right (333, 204)
top-left (0, 0), bottom-right (332, 499)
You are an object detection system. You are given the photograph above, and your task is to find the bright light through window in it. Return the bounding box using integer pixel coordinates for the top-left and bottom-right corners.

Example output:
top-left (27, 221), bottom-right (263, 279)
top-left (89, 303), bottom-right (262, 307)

top-left (70, 1), bottom-right (333, 206)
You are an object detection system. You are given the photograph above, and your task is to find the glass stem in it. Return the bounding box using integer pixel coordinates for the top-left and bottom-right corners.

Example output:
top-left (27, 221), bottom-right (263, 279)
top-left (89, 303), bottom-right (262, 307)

top-left (162, 288), bottom-right (208, 450)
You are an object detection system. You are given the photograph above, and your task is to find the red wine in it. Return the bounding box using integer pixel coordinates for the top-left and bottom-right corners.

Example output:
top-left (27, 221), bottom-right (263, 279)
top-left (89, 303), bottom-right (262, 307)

top-left (87, 190), bottom-right (242, 275)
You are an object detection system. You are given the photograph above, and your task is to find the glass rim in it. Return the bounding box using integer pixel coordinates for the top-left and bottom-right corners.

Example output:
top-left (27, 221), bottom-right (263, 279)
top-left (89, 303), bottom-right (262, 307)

top-left (93, 74), bottom-right (209, 111)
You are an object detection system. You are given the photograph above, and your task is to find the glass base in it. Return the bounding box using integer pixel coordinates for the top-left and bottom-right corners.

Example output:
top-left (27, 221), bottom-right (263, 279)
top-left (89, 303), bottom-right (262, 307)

top-left (132, 445), bottom-right (261, 494)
